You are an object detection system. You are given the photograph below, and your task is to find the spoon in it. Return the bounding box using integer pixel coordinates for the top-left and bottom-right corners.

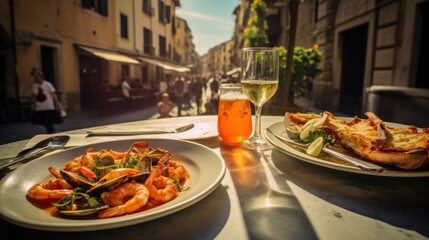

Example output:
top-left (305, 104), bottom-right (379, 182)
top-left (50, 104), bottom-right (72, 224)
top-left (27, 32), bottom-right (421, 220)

top-left (0, 135), bottom-right (70, 170)
top-left (266, 128), bottom-right (385, 173)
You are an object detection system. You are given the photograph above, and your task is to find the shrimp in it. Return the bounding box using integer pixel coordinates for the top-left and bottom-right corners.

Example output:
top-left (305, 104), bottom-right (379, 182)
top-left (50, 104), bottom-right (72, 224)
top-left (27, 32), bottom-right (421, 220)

top-left (98, 181), bottom-right (149, 218)
top-left (157, 158), bottom-right (191, 190)
top-left (27, 179), bottom-right (74, 202)
top-left (163, 160), bottom-right (190, 181)
top-left (63, 147), bottom-right (98, 179)
top-left (145, 166), bottom-right (178, 203)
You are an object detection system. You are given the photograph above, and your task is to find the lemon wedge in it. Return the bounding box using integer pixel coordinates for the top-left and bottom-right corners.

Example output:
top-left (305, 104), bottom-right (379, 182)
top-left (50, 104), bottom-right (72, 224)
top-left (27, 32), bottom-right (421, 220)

top-left (306, 137), bottom-right (324, 156)
top-left (299, 123), bottom-right (315, 141)
top-left (313, 113), bottom-right (328, 128)
top-left (302, 118), bottom-right (318, 130)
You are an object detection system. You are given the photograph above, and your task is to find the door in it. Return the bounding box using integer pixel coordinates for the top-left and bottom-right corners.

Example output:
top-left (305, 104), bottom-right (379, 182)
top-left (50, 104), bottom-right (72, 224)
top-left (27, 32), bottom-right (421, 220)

top-left (40, 45), bottom-right (57, 87)
top-left (79, 55), bottom-right (103, 109)
top-left (339, 24), bottom-right (368, 115)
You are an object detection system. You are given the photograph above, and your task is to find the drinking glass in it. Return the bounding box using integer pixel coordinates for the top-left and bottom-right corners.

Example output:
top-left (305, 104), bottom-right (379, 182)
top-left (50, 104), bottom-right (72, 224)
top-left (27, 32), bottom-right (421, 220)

top-left (240, 47), bottom-right (279, 150)
top-left (218, 84), bottom-right (252, 146)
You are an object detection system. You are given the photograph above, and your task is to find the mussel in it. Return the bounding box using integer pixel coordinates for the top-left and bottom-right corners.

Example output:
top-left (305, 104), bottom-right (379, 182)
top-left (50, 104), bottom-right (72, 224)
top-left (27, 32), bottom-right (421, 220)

top-left (131, 155), bottom-right (152, 183)
top-left (145, 147), bottom-right (172, 165)
top-left (59, 205), bottom-right (109, 217)
top-left (60, 170), bottom-right (97, 189)
top-left (95, 153), bottom-right (116, 179)
top-left (86, 174), bottom-right (129, 195)
top-left (53, 187), bottom-right (109, 217)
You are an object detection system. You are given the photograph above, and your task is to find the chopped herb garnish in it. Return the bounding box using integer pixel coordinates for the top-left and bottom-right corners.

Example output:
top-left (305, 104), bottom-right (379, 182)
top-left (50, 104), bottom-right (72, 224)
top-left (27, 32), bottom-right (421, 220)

top-left (302, 129), bottom-right (335, 145)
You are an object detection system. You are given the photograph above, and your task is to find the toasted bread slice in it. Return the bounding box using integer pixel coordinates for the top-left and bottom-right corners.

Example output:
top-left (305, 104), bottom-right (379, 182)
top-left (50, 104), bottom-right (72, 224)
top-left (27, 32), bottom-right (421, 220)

top-left (285, 111), bottom-right (429, 170)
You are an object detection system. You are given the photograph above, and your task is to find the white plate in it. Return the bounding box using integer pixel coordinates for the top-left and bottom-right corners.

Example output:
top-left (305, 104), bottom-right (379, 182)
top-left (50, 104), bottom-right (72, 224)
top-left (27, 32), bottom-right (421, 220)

top-left (265, 121), bottom-right (429, 177)
top-left (0, 138), bottom-right (226, 231)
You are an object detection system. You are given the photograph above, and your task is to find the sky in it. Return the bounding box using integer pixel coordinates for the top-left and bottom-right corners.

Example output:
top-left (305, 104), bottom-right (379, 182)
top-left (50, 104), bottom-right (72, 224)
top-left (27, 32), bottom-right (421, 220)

top-left (176, 0), bottom-right (241, 56)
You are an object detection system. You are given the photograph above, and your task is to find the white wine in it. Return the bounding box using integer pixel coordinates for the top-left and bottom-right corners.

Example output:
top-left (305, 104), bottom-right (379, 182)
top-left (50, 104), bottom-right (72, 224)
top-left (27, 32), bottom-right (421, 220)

top-left (241, 80), bottom-right (278, 105)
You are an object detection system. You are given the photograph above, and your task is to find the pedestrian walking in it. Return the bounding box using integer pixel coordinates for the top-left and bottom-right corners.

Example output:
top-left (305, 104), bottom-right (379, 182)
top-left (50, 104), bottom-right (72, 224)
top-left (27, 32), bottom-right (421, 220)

top-left (210, 75), bottom-right (219, 98)
top-left (174, 77), bottom-right (185, 116)
top-left (121, 76), bottom-right (132, 108)
top-left (30, 69), bottom-right (63, 133)
top-left (183, 77), bottom-right (191, 110)
top-left (193, 77), bottom-right (204, 115)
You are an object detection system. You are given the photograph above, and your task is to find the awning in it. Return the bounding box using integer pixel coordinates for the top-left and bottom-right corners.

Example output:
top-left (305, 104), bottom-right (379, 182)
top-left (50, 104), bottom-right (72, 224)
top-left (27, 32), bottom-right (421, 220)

top-left (227, 67), bottom-right (241, 75)
top-left (78, 46), bottom-right (139, 64)
top-left (139, 56), bottom-right (190, 73)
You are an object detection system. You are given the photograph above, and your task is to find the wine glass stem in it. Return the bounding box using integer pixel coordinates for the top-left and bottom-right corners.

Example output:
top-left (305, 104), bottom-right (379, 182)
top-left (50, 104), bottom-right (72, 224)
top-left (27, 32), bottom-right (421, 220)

top-left (253, 105), bottom-right (263, 138)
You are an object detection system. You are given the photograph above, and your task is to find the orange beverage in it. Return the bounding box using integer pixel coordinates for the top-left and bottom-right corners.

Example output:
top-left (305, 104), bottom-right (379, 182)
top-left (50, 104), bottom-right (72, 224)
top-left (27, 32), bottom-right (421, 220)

top-left (218, 84), bottom-right (252, 146)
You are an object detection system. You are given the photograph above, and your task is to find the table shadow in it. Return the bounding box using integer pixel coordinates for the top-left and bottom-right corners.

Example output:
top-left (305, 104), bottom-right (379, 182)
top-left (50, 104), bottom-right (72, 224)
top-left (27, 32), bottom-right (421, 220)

top-left (270, 148), bottom-right (429, 237)
top-left (219, 144), bottom-right (318, 240)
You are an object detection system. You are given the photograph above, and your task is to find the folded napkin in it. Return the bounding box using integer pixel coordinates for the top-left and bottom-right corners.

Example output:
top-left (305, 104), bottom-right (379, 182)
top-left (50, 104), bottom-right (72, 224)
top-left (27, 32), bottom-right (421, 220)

top-left (85, 122), bottom-right (218, 140)
top-left (21, 122), bottom-right (217, 150)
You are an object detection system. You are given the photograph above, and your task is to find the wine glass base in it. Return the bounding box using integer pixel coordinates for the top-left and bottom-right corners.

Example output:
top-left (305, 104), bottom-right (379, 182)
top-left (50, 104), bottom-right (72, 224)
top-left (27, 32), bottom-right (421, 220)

top-left (240, 138), bottom-right (273, 151)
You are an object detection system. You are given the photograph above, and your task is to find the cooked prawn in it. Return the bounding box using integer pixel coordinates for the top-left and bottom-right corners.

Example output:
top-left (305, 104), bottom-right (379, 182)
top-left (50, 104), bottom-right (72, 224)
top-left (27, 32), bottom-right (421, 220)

top-left (63, 147), bottom-right (99, 179)
top-left (145, 166), bottom-right (178, 203)
top-left (27, 179), bottom-right (74, 202)
top-left (163, 160), bottom-right (189, 180)
top-left (98, 181), bottom-right (149, 218)
top-left (156, 156), bottom-right (190, 190)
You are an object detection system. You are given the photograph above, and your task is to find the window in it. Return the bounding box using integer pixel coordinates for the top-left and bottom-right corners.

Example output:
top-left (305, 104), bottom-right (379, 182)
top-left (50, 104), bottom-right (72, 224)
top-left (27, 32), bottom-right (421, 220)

top-left (313, 0), bottom-right (319, 23)
top-left (142, 0), bottom-right (152, 15)
top-left (82, 0), bottom-right (108, 16)
top-left (159, 35), bottom-right (166, 57)
top-left (172, 16), bottom-right (176, 35)
top-left (120, 13), bottom-right (128, 39)
top-left (144, 28), bottom-right (153, 54)
top-left (165, 6), bottom-right (171, 23)
top-left (158, 0), bottom-right (165, 22)
top-left (121, 65), bottom-right (130, 79)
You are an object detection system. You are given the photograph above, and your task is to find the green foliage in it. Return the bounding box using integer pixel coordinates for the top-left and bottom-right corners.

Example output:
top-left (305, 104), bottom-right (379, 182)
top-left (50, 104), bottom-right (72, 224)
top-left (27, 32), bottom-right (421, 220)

top-left (302, 129), bottom-right (335, 145)
top-left (277, 46), bottom-right (322, 100)
top-left (243, 0), bottom-right (269, 47)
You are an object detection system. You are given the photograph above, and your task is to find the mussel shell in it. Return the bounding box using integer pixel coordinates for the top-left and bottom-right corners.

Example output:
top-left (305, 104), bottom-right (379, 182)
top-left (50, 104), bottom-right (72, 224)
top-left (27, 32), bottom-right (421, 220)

top-left (146, 148), bottom-right (171, 164)
top-left (60, 170), bottom-right (97, 189)
top-left (86, 174), bottom-right (129, 195)
top-left (131, 172), bottom-right (150, 183)
top-left (59, 205), bottom-right (109, 217)
top-left (96, 154), bottom-right (117, 179)
top-left (97, 153), bottom-right (115, 166)
top-left (134, 156), bottom-right (152, 172)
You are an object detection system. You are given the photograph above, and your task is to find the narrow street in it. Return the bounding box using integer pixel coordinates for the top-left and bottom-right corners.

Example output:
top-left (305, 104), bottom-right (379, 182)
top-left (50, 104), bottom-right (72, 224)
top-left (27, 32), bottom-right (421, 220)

top-left (0, 89), bottom-right (212, 145)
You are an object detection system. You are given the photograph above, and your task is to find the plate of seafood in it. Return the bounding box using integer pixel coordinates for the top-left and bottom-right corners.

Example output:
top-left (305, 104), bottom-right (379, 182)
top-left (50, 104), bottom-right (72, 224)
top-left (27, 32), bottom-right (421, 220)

top-left (265, 111), bottom-right (429, 177)
top-left (0, 138), bottom-right (226, 231)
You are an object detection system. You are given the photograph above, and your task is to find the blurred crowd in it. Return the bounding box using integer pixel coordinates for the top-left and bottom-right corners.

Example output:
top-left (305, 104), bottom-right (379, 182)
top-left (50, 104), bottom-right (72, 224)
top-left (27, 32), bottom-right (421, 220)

top-left (156, 73), bottom-right (238, 118)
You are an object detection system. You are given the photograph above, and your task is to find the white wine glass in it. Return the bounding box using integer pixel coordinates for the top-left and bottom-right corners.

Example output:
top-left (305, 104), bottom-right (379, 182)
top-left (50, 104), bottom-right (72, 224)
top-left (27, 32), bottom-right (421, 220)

top-left (240, 47), bottom-right (279, 151)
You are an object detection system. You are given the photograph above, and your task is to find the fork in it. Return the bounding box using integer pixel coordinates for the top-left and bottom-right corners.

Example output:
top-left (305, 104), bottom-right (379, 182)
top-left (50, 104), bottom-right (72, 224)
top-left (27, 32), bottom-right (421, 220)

top-left (266, 128), bottom-right (384, 173)
top-left (0, 145), bottom-right (69, 170)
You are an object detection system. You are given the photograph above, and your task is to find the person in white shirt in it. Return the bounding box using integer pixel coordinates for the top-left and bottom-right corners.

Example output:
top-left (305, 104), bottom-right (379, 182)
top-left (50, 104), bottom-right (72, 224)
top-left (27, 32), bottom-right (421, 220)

top-left (157, 93), bottom-right (174, 118)
top-left (121, 77), bottom-right (131, 98)
top-left (121, 76), bottom-right (132, 108)
top-left (30, 69), bottom-right (63, 133)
